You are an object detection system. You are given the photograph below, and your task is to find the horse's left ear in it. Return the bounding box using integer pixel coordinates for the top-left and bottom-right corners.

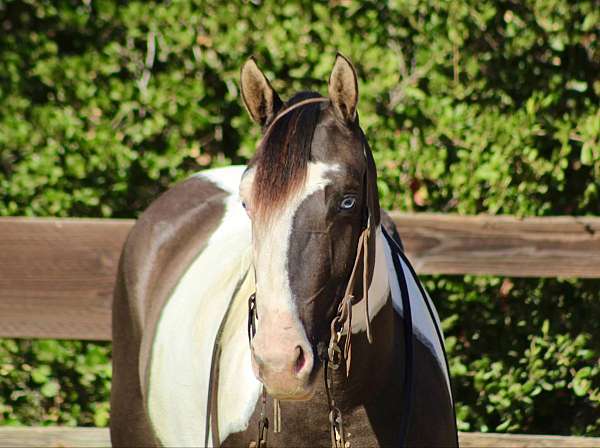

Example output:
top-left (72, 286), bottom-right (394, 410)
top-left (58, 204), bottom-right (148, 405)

top-left (328, 53), bottom-right (358, 123)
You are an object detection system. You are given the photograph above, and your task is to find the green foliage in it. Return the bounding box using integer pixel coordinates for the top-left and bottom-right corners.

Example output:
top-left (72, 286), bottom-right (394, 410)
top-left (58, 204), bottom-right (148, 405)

top-left (0, 0), bottom-right (599, 436)
top-left (0, 340), bottom-right (111, 426)
top-left (434, 276), bottom-right (600, 435)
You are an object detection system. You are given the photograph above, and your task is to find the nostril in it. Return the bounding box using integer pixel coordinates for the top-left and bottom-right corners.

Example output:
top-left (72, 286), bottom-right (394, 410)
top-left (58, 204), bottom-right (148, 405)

top-left (293, 345), bottom-right (306, 375)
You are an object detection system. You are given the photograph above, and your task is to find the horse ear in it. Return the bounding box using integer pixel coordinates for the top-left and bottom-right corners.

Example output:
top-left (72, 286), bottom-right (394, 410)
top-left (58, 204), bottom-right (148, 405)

top-left (240, 58), bottom-right (283, 128)
top-left (328, 53), bottom-right (358, 123)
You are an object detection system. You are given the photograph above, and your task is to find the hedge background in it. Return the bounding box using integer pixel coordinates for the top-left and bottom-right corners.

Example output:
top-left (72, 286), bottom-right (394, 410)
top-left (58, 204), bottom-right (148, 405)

top-left (1, 0), bottom-right (599, 436)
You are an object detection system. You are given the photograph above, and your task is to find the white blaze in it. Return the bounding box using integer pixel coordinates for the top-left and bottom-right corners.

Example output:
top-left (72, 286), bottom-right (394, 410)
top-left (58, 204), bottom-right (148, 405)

top-left (243, 162), bottom-right (340, 332)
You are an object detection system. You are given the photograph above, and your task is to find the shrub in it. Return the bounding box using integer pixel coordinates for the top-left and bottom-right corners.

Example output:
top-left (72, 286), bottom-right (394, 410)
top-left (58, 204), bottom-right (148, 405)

top-left (0, 0), bottom-right (598, 435)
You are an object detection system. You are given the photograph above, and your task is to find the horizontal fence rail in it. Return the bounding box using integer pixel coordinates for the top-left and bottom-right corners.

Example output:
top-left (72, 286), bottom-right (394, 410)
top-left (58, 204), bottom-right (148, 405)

top-left (391, 212), bottom-right (600, 277)
top-left (0, 218), bottom-right (132, 341)
top-left (0, 427), bottom-right (599, 448)
top-left (1, 213), bottom-right (599, 340)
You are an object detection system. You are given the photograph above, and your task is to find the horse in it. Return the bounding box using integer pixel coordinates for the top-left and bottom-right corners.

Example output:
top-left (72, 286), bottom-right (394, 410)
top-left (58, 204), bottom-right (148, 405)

top-left (110, 54), bottom-right (458, 447)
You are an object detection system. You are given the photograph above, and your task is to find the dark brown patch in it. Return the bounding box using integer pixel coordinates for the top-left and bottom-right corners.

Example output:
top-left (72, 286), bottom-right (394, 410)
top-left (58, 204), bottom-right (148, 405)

top-left (288, 186), bottom-right (365, 344)
top-left (281, 109), bottom-right (382, 348)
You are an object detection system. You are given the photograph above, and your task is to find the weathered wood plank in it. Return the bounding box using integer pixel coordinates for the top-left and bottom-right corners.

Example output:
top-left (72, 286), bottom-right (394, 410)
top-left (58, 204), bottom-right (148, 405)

top-left (392, 212), bottom-right (600, 278)
top-left (0, 427), bottom-right (111, 448)
top-left (0, 218), bottom-right (133, 341)
top-left (0, 427), bottom-right (598, 448)
top-left (1, 214), bottom-right (599, 340)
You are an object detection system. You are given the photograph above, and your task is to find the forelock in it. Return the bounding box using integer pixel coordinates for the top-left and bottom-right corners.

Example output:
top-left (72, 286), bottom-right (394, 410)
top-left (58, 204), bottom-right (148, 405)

top-left (250, 92), bottom-right (326, 222)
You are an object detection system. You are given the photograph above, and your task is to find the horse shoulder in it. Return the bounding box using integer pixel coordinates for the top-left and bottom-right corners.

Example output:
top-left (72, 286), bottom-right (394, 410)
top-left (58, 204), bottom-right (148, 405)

top-left (111, 169), bottom-right (246, 446)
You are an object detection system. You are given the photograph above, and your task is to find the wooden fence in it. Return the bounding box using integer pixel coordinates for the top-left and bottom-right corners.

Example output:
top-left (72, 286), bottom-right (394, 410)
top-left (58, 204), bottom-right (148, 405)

top-left (0, 213), bottom-right (599, 447)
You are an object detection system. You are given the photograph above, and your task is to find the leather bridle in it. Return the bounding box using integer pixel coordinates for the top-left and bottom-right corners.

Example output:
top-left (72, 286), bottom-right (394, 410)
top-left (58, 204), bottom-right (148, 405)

top-left (206, 98), bottom-right (415, 448)
top-left (246, 200), bottom-right (375, 448)
top-left (243, 98), bottom-right (398, 448)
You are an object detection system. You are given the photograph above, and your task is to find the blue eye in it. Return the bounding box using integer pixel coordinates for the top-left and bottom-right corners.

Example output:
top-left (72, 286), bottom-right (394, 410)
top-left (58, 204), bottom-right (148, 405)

top-left (340, 196), bottom-right (356, 210)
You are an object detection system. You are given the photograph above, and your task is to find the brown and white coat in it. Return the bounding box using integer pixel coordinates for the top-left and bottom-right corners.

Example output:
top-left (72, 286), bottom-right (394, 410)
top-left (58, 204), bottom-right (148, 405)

top-left (110, 55), bottom-right (457, 447)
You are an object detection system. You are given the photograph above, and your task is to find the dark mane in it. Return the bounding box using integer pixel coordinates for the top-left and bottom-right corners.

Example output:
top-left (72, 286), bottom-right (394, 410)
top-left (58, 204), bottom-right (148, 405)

top-left (250, 92), bottom-right (324, 221)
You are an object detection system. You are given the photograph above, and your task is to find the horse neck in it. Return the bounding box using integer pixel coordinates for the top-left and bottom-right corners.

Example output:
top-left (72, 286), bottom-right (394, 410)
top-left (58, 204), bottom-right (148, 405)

top-left (333, 227), bottom-right (397, 409)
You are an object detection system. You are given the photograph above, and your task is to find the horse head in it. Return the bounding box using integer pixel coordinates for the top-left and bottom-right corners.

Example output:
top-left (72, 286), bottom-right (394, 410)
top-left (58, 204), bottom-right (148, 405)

top-left (239, 54), bottom-right (380, 400)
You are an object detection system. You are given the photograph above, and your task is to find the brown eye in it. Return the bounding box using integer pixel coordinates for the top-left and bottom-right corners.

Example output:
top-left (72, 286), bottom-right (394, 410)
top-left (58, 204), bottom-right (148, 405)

top-left (339, 196), bottom-right (357, 210)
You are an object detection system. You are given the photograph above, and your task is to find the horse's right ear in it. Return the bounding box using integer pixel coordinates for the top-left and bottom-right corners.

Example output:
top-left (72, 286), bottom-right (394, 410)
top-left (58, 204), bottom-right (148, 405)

top-left (240, 58), bottom-right (283, 128)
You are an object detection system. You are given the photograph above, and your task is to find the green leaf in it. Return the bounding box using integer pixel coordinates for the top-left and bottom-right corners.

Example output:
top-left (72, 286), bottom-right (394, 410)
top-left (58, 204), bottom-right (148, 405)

top-left (30, 365), bottom-right (51, 384)
top-left (581, 143), bottom-right (593, 166)
top-left (40, 381), bottom-right (60, 398)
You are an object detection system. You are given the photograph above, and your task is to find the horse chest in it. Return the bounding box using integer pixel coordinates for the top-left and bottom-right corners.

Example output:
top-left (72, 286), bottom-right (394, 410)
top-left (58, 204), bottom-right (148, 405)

top-left (221, 386), bottom-right (380, 448)
top-left (220, 299), bottom-right (397, 448)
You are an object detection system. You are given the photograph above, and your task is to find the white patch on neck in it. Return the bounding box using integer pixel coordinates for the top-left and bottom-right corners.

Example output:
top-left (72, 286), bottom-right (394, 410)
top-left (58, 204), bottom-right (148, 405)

top-left (350, 226), bottom-right (391, 333)
top-left (383, 237), bottom-right (452, 394)
top-left (147, 166), bottom-right (262, 446)
top-left (196, 165), bottom-right (249, 193)
top-left (252, 161), bottom-right (340, 334)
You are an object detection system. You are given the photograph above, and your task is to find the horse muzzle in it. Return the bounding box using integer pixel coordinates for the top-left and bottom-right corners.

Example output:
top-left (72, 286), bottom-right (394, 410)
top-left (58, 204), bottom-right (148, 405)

top-left (250, 313), bottom-right (316, 400)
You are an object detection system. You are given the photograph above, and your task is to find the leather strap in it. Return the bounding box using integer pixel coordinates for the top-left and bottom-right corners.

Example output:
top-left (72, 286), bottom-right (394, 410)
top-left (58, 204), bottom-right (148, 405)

top-left (382, 227), bottom-right (414, 446)
top-left (262, 97), bottom-right (329, 139)
top-left (205, 266), bottom-right (252, 447)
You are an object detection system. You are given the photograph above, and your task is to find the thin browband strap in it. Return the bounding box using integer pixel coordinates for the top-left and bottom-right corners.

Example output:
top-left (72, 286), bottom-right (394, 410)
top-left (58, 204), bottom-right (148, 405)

top-left (262, 97), bottom-right (329, 139)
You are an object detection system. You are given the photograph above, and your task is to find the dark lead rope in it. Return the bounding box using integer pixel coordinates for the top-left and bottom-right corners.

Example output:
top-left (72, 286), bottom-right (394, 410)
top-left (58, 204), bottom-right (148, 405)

top-left (381, 227), bottom-right (414, 447)
top-left (382, 227), bottom-right (459, 447)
